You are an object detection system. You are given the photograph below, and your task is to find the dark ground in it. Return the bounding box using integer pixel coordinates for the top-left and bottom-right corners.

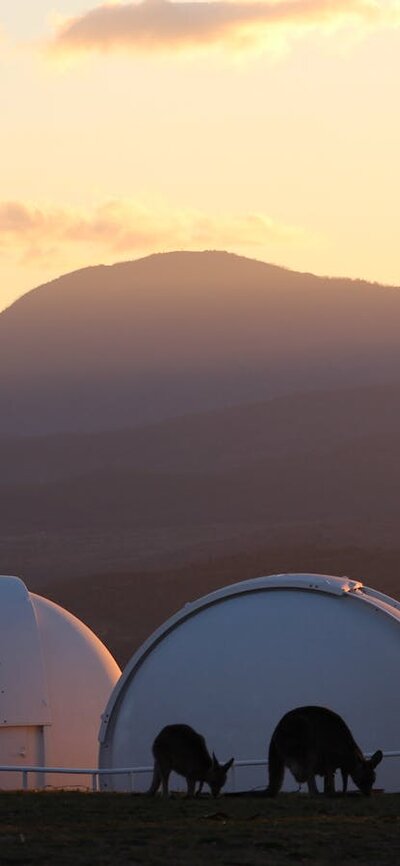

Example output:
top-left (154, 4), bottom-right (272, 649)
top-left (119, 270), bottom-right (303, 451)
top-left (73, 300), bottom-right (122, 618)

top-left (1, 791), bottom-right (400, 865)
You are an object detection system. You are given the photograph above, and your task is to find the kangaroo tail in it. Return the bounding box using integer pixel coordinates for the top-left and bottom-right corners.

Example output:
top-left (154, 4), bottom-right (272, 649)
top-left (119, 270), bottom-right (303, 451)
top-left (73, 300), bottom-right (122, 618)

top-left (147, 761), bottom-right (161, 796)
top-left (265, 736), bottom-right (285, 797)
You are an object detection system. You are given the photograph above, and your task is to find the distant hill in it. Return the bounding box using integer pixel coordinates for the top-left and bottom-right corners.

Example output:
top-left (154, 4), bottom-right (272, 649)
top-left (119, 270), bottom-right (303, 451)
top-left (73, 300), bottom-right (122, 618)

top-left (4, 250), bottom-right (400, 661)
top-left (2, 250), bottom-right (400, 434)
top-left (0, 381), bottom-right (399, 483)
top-left (2, 382), bottom-right (400, 586)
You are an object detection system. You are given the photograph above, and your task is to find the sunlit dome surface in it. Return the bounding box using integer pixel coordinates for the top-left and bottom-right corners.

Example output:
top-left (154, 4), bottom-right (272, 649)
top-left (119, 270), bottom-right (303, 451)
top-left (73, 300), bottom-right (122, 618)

top-left (99, 573), bottom-right (400, 793)
top-left (0, 575), bottom-right (121, 790)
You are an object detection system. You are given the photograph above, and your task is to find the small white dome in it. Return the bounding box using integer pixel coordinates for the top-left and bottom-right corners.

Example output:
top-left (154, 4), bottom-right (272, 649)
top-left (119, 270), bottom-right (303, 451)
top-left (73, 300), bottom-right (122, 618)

top-left (99, 573), bottom-right (400, 793)
top-left (0, 575), bottom-right (121, 789)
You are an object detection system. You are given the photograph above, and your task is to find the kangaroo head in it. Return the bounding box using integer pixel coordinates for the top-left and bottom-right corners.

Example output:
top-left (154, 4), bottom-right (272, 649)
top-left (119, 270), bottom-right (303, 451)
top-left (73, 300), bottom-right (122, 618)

top-left (352, 750), bottom-right (383, 795)
top-left (207, 753), bottom-right (234, 797)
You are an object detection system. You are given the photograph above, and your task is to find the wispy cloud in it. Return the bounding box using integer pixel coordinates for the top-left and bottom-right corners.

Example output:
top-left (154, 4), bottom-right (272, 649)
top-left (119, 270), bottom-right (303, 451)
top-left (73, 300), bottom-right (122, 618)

top-left (0, 198), bottom-right (305, 263)
top-left (48, 0), bottom-right (400, 56)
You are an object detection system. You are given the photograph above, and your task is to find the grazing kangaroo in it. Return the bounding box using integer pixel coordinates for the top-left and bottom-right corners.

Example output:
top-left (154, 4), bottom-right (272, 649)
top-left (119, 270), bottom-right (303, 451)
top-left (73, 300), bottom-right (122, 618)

top-left (265, 706), bottom-right (382, 796)
top-left (148, 724), bottom-right (234, 798)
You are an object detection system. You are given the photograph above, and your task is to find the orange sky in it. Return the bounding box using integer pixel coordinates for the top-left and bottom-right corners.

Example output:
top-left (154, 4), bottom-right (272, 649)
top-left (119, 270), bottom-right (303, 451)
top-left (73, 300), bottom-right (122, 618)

top-left (2, 1), bottom-right (400, 311)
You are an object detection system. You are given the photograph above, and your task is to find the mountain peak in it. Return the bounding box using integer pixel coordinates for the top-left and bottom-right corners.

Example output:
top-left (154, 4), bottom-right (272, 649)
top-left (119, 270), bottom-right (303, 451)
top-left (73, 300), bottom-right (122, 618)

top-left (1, 250), bottom-right (400, 434)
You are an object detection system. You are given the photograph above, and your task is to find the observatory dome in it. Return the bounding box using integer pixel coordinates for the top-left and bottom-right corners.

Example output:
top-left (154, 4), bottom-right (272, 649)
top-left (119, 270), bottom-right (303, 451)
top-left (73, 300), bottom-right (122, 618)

top-left (0, 575), bottom-right (121, 789)
top-left (99, 573), bottom-right (400, 793)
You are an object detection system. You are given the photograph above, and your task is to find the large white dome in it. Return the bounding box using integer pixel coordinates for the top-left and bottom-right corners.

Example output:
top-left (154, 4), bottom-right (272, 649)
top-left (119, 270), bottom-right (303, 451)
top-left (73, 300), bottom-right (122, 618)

top-left (99, 573), bottom-right (400, 794)
top-left (0, 575), bottom-right (121, 789)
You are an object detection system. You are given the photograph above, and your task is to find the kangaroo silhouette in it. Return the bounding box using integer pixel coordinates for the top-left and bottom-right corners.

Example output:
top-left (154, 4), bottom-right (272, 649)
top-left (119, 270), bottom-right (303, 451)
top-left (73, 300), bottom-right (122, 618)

top-left (148, 724), bottom-right (234, 798)
top-left (265, 706), bottom-right (382, 796)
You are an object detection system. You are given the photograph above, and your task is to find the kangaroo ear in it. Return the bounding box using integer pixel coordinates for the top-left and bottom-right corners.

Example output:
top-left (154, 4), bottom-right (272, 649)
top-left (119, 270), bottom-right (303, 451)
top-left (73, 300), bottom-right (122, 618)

top-left (369, 750), bottom-right (383, 769)
top-left (224, 757), bottom-right (234, 772)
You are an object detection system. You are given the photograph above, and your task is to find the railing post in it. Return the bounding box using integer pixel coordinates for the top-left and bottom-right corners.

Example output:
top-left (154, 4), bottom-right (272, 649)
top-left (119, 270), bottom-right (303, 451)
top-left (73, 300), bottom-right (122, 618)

top-left (130, 772), bottom-right (134, 793)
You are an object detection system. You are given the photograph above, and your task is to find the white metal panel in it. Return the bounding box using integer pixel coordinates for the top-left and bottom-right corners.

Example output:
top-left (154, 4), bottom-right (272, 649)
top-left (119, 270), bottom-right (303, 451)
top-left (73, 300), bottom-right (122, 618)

top-left (31, 593), bottom-right (121, 785)
top-left (0, 575), bottom-right (121, 790)
top-left (357, 585), bottom-right (400, 621)
top-left (99, 573), bottom-right (400, 793)
top-left (0, 726), bottom-right (45, 790)
top-left (99, 573), bottom-right (362, 747)
top-left (215, 573), bottom-right (363, 597)
top-left (0, 576), bottom-right (51, 726)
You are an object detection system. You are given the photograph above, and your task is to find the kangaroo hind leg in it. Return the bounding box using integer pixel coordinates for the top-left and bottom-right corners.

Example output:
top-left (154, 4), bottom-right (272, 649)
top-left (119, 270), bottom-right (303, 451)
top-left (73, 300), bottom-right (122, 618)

top-left (265, 738), bottom-right (285, 796)
top-left (186, 778), bottom-right (196, 798)
top-left (147, 761), bottom-right (162, 796)
top-left (160, 768), bottom-right (171, 798)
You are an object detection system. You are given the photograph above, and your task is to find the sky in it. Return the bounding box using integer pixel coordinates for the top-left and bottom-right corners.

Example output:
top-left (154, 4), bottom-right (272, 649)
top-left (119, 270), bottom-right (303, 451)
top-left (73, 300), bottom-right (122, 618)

top-left (1, 0), bottom-right (400, 312)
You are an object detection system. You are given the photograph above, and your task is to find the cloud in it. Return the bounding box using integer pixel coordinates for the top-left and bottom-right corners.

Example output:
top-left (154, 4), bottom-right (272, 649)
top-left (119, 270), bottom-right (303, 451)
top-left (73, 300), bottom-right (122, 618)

top-left (0, 198), bottom-right (305, 262)
top-left (48, 0), bottom-right (400, 56)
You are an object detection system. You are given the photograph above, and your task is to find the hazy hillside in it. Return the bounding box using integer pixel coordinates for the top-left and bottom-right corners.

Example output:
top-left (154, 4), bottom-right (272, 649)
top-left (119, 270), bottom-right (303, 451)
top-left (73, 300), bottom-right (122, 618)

top-left (2, 429), bottom-right (399, 536)
top-left (0, 382), bottom-right (399, 483)
top-left (2, 251), bottom-right (400, 655)
top-left (2, 382), bottom-right (400, 587)
top-left (1, 250), bottom-right (400, 434)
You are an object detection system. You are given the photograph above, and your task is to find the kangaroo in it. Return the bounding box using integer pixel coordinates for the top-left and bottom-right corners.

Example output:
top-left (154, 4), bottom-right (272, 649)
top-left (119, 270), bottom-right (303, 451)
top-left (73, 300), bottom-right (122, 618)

top-left (147, 724), bottom-right (234, 798)
top-left (265, 706), bottom-right (382, 796)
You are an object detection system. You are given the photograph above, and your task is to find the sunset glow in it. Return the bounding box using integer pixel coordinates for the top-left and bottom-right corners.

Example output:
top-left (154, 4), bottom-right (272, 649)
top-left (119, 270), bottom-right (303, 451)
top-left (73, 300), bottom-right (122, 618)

top-left (2, 0), bottom-right (400, 310)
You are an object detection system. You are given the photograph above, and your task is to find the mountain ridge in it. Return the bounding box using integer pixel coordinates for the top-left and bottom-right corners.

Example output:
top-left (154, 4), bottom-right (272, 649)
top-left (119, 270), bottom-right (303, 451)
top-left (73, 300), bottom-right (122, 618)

top-left (1, 250), bottom-right (400, 434)
top-left (0, 380), bottom-right (400, 482)
top-left (1, 381), bottom-right (400, 584)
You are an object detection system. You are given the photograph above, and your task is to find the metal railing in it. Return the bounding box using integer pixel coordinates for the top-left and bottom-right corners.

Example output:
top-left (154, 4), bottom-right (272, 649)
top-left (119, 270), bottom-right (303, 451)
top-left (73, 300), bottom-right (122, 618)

top-left (0, 765), bottom-right (152, 792)
top-left (1, 752), bottom-right (399, 793)
top-left (0, 761), bottom-right (267, 793)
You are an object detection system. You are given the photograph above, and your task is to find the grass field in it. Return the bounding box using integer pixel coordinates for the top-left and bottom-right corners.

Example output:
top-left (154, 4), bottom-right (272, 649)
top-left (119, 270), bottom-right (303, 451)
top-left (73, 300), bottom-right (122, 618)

top-left (1, 791), bottom-right (400, 865)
